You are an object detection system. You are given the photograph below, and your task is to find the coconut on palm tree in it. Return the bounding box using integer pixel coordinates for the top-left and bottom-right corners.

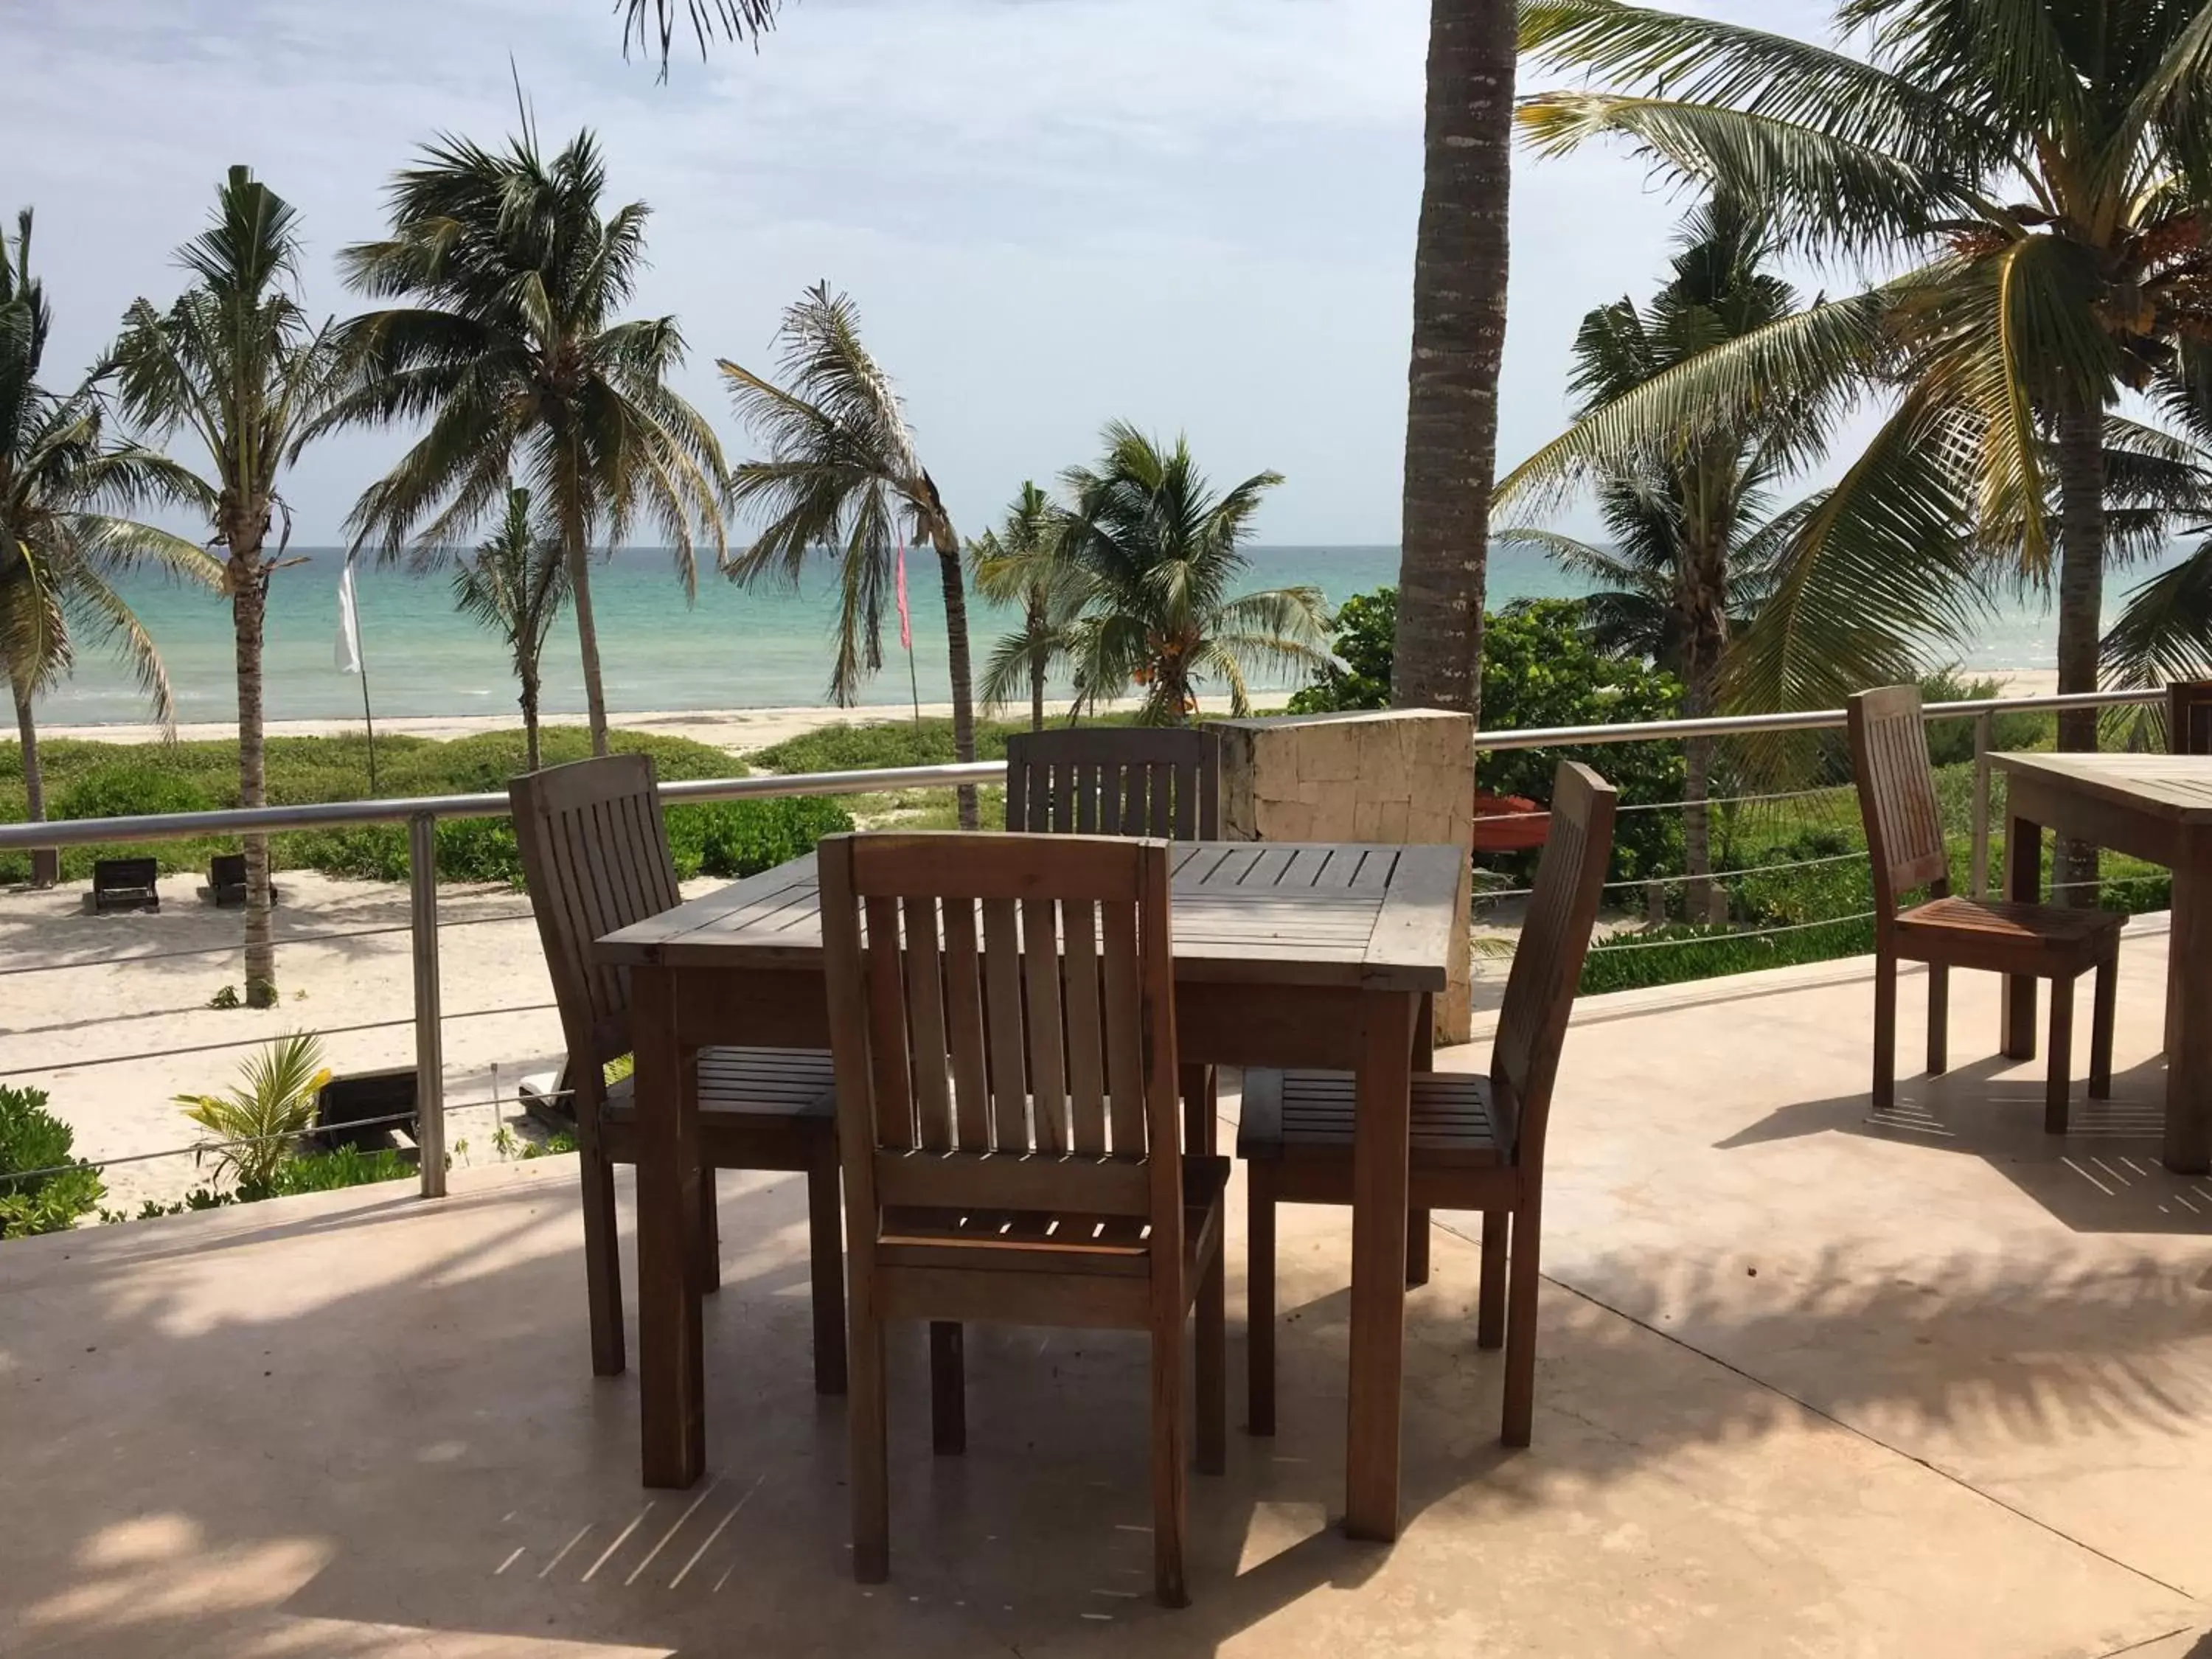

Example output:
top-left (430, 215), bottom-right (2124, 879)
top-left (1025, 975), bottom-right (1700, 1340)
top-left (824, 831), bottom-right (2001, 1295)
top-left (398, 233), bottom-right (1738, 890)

top-left (108, 169), bottom-right (347, 1001)
top-left (1391, 0), bottom-right (1521, 717)
top-left (452, 484), bottom-right (570, 773)
top-left (970, 481), bottom-right (1088, 731)
top-left (314, 123), bottom-right (726, 759)
top-left (1517, 0), bottom-right (2212, 899)
top-left (1056, 424), bottom-right (1328, 723)
top-left (723, 282), bottom-right (983, 826)
top-left (1, 209), bottom-right (220, 887)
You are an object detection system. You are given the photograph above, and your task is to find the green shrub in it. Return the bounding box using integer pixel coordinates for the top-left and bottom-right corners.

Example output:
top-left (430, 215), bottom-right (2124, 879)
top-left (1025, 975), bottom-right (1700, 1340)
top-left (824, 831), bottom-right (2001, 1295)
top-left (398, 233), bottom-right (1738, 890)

top-left (55, 766), bottom-right (217, 821)
top-left (750, 717), bottom-right (1013, 773)
top-left (1726, 828), bottom-right (1874, 926)
top-left (0, 1083), bottom-right (105, 1239)
top-left (1286, 589), bottom-right (1685, 883)
top-left (1581, 915), bottom-right (1880, 995)
top-left (243, 1144), bottom-right (413, 1198)
top-left (1287, 588), bottom-right (1394, 714)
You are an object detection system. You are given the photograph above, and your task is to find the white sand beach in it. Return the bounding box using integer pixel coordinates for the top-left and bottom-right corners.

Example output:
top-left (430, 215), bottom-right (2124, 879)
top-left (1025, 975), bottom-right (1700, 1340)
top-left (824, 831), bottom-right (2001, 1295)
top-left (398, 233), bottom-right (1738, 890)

top-left (38, 692), bottom-right (1262, 757)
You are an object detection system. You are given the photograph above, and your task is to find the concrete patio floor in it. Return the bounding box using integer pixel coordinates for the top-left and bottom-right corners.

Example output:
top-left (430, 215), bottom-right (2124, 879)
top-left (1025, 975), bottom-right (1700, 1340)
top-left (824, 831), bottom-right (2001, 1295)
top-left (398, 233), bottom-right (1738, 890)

top-left (3, 919), bottom-right (2209, 1657)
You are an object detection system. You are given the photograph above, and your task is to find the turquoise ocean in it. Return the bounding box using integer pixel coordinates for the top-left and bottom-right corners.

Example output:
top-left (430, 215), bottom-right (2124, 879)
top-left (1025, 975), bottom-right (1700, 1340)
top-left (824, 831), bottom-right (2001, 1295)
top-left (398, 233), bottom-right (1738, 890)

top-left (35, 544), bottom-right (2149, 728)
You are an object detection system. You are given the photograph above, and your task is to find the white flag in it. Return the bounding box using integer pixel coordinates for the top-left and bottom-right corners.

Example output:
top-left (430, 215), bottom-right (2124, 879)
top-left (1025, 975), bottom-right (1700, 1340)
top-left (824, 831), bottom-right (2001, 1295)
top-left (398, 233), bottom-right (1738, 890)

top-left (335, 561), bottom-right (363, 674)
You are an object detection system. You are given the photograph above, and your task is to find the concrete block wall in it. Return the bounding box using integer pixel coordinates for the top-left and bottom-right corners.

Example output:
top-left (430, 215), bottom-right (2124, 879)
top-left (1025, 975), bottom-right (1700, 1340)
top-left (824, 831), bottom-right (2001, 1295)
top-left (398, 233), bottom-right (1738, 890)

top-left (1209, 709), bottom-right (1475, 1043)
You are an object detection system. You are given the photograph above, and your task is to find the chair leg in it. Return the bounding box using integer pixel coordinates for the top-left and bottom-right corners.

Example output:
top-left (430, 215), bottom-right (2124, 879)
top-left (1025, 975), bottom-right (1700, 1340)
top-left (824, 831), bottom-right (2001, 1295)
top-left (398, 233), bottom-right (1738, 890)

top-left (1247, 1167), bottom-right (1276, 1436)
top-left (700, 1169), bottom-right (721, 1295)
top-left (1181, 1062), bottom-right (1217, 1157)
top-left (580, 1138), bottom-right (625, 1377)
top-left (1406, 1208), bottom-right (1432, 1289)
top-left (849, 1313), bottom-right (889, 1584)
top-left (929, 1322), bottom-right (965, 1455)
top-left (1501, 1203), bottom-right (1543, 1448)
top-left (2090, 955), bottom-right (2117, 1101)
top-left (1872, 949), bottom-right (1898, 1110)
top-left (1196, 1242), bottom-right (1226, 1477)
top-left (1927, 963), bottom-right (1950, 1078)
top-left (1477, 1208), bottom-right (1506, 1351)
top-left (1150, 1302), bottom-right (1191, 1607)
top-left (2046, 973), bottom-right (2075, 1135)
top-left (806, 1151), bottom-right (847, 1396)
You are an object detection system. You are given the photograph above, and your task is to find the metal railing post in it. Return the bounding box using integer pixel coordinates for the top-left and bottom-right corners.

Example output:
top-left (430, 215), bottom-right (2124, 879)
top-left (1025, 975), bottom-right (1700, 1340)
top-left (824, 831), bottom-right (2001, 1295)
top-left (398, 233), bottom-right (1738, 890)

top-left (408, 812), bottom-right (447, 1199)
top-left (1970, 709), bottom-right (1994, 899)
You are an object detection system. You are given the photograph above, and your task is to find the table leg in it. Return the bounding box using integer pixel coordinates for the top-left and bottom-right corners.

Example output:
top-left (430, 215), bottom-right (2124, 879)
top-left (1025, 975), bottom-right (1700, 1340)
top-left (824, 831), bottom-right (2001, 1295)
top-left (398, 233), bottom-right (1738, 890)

top-left (1344, 988), bottom-right (1416, 1543)
top-left (634, 967), bottom-right (706, 1488)
top-left (2001, 810), bottom-right (2042, 1059)
top-left (2166, 844), bottom-right (2212, 1173)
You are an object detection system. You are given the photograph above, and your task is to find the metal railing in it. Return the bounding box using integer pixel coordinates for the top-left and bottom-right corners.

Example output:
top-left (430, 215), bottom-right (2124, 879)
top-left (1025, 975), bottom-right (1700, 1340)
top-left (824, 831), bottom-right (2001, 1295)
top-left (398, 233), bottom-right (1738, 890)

top-left (0, 689), bottom-right (2162, 1206)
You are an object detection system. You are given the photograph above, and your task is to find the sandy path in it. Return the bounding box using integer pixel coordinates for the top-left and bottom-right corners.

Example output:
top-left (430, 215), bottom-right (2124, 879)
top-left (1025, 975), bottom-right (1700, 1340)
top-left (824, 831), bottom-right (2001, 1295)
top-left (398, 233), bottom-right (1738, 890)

top-left (0, 869), bottom-right (717, 1211)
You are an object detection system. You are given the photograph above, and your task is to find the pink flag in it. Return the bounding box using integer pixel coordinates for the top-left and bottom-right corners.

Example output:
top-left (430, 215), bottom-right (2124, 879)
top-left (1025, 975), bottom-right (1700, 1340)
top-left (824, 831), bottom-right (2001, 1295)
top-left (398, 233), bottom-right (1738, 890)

top-left (895, 533), bottom-right (912, 652)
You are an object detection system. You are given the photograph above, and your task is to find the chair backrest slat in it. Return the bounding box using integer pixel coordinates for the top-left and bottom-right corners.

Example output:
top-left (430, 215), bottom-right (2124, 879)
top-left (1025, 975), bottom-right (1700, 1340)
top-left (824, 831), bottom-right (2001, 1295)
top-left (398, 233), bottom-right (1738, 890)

top-left (1848, 685), bottom-right (1951, 914)
top-left (511, 755), bottom-right (684, 1074)
top-left (941, 899), bottom-right (992, 1151)
top-left (1489, 762), bottom-right (1618, 1166)
top-left (821, 832), bottom-right (1179, 1231)
top-left (1063, 900), bottom-right (1107, 1155)
top-left (1004, 728), bottom-right (1220, 841)
top-left (2170, 680), bottom-right (2212, 755)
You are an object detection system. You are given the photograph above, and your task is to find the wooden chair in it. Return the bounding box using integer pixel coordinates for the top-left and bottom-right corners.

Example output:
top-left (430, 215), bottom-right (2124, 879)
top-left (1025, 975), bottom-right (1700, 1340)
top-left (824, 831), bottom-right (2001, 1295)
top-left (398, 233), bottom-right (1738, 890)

top-left (90, 857), bottom-right (160, 914)
top-left (509, 754), bottom-right (846, 1391)
top-left (1004, 726), bottom-right (1225, 1157)
top-left (819, 830), bottom-right (1227, 1607)
top-left (2169, 681), bottom-right (2212, 755)
top-left (1848, 686), bottom-right (2121, 1131)
top-left (1004, 725), bottom-right (1220, 838)
top-left (1238, 761), bottom-right (1617, 1450)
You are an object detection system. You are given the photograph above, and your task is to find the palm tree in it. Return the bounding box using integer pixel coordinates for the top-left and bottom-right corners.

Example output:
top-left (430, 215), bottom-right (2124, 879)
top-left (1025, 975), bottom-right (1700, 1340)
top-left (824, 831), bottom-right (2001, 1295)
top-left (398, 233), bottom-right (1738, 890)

top-left (2096, 377), bottom-right (2212, 689)
top-left (1497, 199), bottom-right (1846, 910)
top-left (1056, 423), bottom-right (1328, 723)
top-left (723, 283), bottom-right (982, 827)
top-left (452, 484), bottom-right (570, 772)
top-left (1391, 0), bottom-right (1521, 717)
top-left (1517, 0), bottom-right (2212, 900)
top-left (623, 0), bottom-right (1520, 739)
top-left (313, 124), bottom-right (726, 759)
top-left (619, 0), bottom-right (784, 71)
top-left (108, 168), bottom-right (347, 1002)
top-left (970, 481), bottom-right (1089, 731)
top-left (1, 209), bottom-right (220, 886)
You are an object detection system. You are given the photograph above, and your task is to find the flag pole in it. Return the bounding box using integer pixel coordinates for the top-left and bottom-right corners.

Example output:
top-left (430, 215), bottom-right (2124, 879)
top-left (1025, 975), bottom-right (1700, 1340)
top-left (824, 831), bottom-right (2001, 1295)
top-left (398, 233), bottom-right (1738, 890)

top-left (896, 533), bottom-right (921, 726)
top-left (358, 636), bottom-right (379, 794)
top-left (337, 556), bottom-right (378, 793)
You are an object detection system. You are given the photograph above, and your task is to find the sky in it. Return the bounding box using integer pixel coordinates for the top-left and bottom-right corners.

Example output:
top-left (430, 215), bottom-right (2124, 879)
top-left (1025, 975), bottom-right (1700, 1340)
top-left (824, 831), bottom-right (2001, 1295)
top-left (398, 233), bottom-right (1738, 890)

top-left (6, 0), bottom-right (1845, 548)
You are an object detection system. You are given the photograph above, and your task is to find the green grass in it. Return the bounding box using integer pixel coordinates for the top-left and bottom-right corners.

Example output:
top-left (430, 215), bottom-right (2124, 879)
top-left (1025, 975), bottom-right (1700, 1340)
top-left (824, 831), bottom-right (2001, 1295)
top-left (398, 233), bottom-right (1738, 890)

top-left (0, 727), bottom-right (852, 886)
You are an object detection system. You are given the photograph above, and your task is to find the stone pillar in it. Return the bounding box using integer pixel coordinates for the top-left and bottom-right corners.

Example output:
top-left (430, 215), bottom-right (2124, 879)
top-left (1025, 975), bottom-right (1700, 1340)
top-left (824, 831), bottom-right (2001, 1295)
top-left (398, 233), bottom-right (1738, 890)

top-left (1209, 710), bottom-right (1475, 1043)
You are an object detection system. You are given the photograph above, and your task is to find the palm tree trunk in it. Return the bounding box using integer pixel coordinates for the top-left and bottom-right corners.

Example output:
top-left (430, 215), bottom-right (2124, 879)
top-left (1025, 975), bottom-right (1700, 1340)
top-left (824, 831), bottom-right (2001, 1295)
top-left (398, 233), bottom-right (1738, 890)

top-left (559, 456), bottom-right (611, 758)
top-left (11, 675), bottom-right (56, 888)
top-left (520, 662), bottom-right (543, 773)
top-left (933, 540), bottom-right (980, 830)
top-left (1029, 594), bottom-right (1047, 732)
top-left (2052, 397), bottom-right (2106, 908)
top-left (232, 549), bottom-right (277, 1006)
top-left (1391, 0), bottom-right (1516, 717)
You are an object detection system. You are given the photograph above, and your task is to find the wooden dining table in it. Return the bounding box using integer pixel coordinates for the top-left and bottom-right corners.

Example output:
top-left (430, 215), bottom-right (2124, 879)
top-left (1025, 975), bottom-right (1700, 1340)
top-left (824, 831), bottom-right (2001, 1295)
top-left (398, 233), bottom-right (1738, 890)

top-left (595, 838), bottom-right (1464, 1541)
top-left (1994, 751), bottom-right (2212, 1172)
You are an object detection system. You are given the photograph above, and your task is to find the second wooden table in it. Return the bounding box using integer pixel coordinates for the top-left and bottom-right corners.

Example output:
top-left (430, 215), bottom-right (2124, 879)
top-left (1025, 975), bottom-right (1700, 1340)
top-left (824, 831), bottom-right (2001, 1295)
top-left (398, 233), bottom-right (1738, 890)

top-left (597, 838), bottom-right (1464, 1541)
